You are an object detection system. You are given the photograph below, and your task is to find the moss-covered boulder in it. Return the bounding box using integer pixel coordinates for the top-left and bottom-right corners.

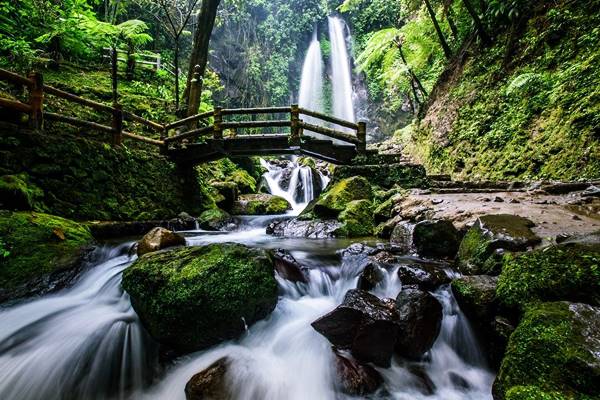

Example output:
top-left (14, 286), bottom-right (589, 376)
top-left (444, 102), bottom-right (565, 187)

top-left (493, 302), bottom-right (600, 400)
top-left (0, 173), bottom-right (44, 211)
top-left (122, 244), bottom-right (278, 353)
top-left (0, 211), bottom-right (94, 303)
top-left (211, 181), bottom-right (238, 212)
top-left (496, 243), bottom-right (600, 310)
top-left (231, 194), bottom-right (291, 215)
top-left (313, 176), bottom-right (372, 218)
top-left (335, 199), bottom-right (374, 238)
top-left (452, 275), bottom-right (498, 324)
top-left (230, 169), bottom-right (257, 194)
top-left (457, 214), bottom-right (541, 275)
top-left (198, 208), bottom-right (233, 231)
top-left (413, 220), bottom-right (460, 258)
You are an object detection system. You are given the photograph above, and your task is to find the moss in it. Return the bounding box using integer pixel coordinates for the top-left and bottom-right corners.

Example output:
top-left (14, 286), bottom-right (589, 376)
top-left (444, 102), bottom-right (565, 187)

top-left (298, 156), bottom-right (316, 168)
top-left (122, 244), bottom-right (278, 352)
top-left (0, 173), bottom-right (44, 211)
top-left (496, 243), bottom-right (600, 310)
top-left (494, 302), bottom-right (600, 399)
top-left (230, 169), bottom-right (257, 194)
top-left (336, 199), bottom-right (374, 238)
top-left (333, 164), bottom-right (428, 189)
top-left (0, 211), bottom-right (94, 298)
top-left (314, 176), bottom-right (372, 218)
top-left (231, 194), bottom-right (291, 215)
top-left (198, 207), bottom-right (231, 229)
top-left (504, 386), bottom-right (570, 400)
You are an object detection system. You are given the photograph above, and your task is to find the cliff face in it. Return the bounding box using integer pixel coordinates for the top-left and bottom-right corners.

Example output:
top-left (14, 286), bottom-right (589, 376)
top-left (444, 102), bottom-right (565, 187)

top-left (401, 0), bottom-right (600, 181)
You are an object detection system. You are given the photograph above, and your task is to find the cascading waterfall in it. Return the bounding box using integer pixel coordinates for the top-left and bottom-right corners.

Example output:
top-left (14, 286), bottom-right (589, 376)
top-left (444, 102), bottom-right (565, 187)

top-left (328, 16), bottom-right (355, 124)
top-left (298, 28), bottom-right (324, 125)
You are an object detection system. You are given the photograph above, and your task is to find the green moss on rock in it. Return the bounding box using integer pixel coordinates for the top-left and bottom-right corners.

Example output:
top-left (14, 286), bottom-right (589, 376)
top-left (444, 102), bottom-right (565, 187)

top-left (494, 301), bottom-right (600, 399)
top-left (198, 208), bottom-right (232, 230)
top-left (496, 243), bottom-right (600, 310)
top-left (231, 194), bottom-right (291, 215)
top-left (336, 199), bottom-right (374, 238)
top-left (0, 173), bottom-right (44, 211)
top-left (122, 244), bottom-right (278, 353)
top-left (0, 211), bottom-right (94, 302)
top-left (313, 176), bottom-right (372, 218)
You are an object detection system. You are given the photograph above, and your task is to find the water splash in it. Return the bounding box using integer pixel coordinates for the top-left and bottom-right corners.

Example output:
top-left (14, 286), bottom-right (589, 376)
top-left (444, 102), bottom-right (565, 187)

top-left (328, 16), bottom-right (355, 124)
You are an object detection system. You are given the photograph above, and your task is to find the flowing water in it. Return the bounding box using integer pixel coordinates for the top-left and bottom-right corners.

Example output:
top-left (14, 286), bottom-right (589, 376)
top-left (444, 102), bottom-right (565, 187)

top-left (298, 28), bottom-right (324, 126)
top-left (0, 159), bottom-right (494, 400)
top-left (328, 16), bottom-right (355, 125)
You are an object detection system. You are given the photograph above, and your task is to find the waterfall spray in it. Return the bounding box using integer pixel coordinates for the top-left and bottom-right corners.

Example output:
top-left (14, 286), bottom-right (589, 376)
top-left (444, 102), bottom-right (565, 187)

top-left (328, 16), bottom-right (355, 124)
top-left (298, 28), bottom-right (324, 124)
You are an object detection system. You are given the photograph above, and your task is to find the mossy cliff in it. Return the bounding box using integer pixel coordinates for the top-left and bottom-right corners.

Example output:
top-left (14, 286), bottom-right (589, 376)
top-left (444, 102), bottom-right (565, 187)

top-left (400, 0), bottom-right (600, 180)
top-left (0, 211), bottom-right (94, 303)
top-left (0, 127), bottom-right (210, 221)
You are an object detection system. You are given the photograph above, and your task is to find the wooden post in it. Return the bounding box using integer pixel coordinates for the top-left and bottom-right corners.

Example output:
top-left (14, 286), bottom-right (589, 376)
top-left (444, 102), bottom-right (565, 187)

top-left (213, 106), bottom-right (223, 139)
top-left (112, 104), bottom-right (123, 146)
top-left (187, 64), bottom-right (202, 118)
top-left (28, 71), bottom-right (44, 129)
top-left (290, 104), bottom-right (300, 144)
top-left (357, 121), bottom-right (367, 153)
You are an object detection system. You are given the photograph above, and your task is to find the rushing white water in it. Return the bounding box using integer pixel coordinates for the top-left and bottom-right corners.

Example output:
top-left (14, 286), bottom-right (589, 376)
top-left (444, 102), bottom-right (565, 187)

top-left (328, 16), bottom-right (355, 124)
top-left (260, 157), bottom-right (322, 213)
top-left (298, 28), bottom-right (324, 124)
top-left (0, 243), bottom-right (156, 400)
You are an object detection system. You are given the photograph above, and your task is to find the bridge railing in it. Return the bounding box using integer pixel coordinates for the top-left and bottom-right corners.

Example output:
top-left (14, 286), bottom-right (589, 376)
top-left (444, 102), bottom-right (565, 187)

top-left (0, 67), bottom-right (366, 152)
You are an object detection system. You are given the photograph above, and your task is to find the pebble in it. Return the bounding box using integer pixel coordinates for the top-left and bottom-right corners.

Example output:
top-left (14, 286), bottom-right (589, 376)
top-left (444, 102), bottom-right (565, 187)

top-left (572, 215), bottom-right (582, 221)
top-left (493, 196), bottom-right (504, 203)
top-left (431, 199), bottom-right (444, 205)
top-left (509, 198), bottom-right (520, 204)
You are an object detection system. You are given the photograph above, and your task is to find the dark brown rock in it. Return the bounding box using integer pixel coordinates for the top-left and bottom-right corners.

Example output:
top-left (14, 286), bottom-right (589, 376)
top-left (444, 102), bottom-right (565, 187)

top-left (334, 350), bottom-right (383, 395)
top-left (395, 286), bottom-right (443, 359)
top-left (185, 357), bottom-right (232, 400)
top-left (357, 262), bottom-right (386, 291)
top-left (396, 262), bottom-right (451, 290)
top-left (273, 249), bottom-right (309, 283)
top-left (412, 220), bottom-right (460, 258)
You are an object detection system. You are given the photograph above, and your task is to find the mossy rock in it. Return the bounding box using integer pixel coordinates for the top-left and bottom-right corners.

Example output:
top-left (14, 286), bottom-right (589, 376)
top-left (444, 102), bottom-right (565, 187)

top-left (0, 211), bottom-right (94, 303)
top-left (230, 169), bottom-right (257, 194)
top-left (493, 301), bottom-right (600, 399)
top-left (0, 173), bottom-right (44, 211)
top-left (335, 199), bottom-right (374, 238)
top-left (496, 243), bottom-right (600, 310)
top-left (457, 214), bottom-right (541, 275)
top-left (122, 244), bottom-right (278, 353)
top-left (313, 176), bottom-right (372, 218)
top-left (231, 194), bottom-right (291, 215)
top-left (198, 208), bottom-right (232, 231)
top-left (332, 164), bottom-right (428, 189)
top-left (412, 220), bottom-right (460, 258)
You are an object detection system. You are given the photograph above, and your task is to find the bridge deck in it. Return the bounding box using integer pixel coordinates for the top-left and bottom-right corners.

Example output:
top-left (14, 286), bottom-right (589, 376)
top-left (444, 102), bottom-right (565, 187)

top-left (167, 135), bottom-right (371, 165)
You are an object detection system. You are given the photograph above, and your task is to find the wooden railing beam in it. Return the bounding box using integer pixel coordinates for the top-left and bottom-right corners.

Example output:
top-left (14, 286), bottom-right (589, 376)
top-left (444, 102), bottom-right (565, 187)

top-left (299, 121), bottom-right (362, 145)
top-left (298, 107), bottom-right (359, 130)
top-left (221, 106), bottom-right (291, 116)
top-left (221, 120), bottom-right (290, 129)
top-left (164, 111), bottom-right (213, 131)
top-left (0, 98), bottom-right (32, 113)
top-left (0, 68), bottom-right (33, 87)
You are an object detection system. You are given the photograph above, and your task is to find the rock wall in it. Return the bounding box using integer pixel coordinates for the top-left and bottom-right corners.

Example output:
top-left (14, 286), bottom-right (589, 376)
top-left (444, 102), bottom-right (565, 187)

top-left (0, 123), bottom-right (208, 221)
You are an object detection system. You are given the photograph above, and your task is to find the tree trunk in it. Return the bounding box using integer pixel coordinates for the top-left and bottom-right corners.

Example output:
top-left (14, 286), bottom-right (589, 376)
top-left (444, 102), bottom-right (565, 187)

top-left (398, 43), bottom-right (428, 100)
top-left (423, 0), bottom-right (452, 59)
top-left (183, 0), bottom-right (221, 116)
top-left (111, 46), bottom-right (118, 105)
top-left (461, 0), bottom-right (491, 45)
top-left (446, 8), bottom-right (459, 40)
top-left (126, 42), bottom-right (135, 81)
top-left (174, 39), bottom-right (180, 110)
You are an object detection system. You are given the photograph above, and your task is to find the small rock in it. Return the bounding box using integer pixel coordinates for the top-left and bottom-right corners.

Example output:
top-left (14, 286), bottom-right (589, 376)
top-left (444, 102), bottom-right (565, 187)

top-left (412, 220), bottom-right (460, 258)
top-left (185, 357), bottom-right (232, 400)
top-left (479, 197), bottom-right (492, 202)
top-left (136, 227), bottom-right (185, 256)
top-left (572, 215), bottom-right (582, 221)
top-left (448, 371), bottom-right (471, 390)
top-left (431, 198), bottom-right (444, 205)
top-left (509, 198), bottom-right (521, 204)
top-left (408, 365), bottom-right (436, 395)
top-left (334, 350), bottom-right (383, 395)
top-left (273, 249), bottom-right (309, 283)
top-left (581, 185), bottom-right (600, 197)
top-left (357, 262), bottom-right (386, 291)
top-left (396, 263), bottom-right (451, 290)
top-left (493, 196), bottom-right (504, 203)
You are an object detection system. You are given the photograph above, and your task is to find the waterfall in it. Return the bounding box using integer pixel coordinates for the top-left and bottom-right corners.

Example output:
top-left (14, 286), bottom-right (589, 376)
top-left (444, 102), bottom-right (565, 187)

top-left (260, 157), bottom-right (325, 214)
top-left (328, 16), bottom-right (355, 124)
top-left (298, 28), bottom-right (324, 124)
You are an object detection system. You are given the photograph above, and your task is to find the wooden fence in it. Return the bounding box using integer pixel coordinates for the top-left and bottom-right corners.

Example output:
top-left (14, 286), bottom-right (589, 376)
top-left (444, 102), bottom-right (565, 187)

top-left (0, 68), bottom-right (367, 154)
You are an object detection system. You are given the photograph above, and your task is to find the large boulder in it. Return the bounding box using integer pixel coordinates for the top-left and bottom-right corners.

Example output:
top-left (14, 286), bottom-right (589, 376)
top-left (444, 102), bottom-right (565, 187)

top-left (311, 289), bottom-right (400, 367)
top-left (0, 173), bottom-right (44, 211)
top-left (185, 357), bottom-right (232, 400)
top-left (496, 242), bottom-right (600, 310)
top-left (396, 262), bottom-right (451, 290)
top-left (267, 218), bottom-right (342, 238)
top-left (136, 227), bottom-right (185, 256)
top-left (394, 286), bottom-right (443, 360)
top-left (211, 181), bottom-right (238, 212)
top-left (390, 221), bottom-right (413, 252)
top-left (122, 244), bottom-right (278, 353)
top-left (0, 211), bottom-right (94, 303)
top-left (334, 350), bottom-right (383, 396)
top-left (336, 199), bottom-right (374, 238)
top-left (313, 176), bottom-right (372, 218)
top-left (457, 214), bottom-right (541, 275)
top-left (231, 194), bottom-right (291, 215)
top-left (412, 220), bottom-right (460, 258)
top-left (493, 302), bottom-right (600, 399)
top-left (451, 275), bottom-right (499, 324)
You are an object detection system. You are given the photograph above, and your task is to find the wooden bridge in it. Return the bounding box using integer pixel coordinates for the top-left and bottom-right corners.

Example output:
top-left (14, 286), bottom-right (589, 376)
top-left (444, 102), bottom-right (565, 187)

top-left (0, 69), bottom-right (372, 165)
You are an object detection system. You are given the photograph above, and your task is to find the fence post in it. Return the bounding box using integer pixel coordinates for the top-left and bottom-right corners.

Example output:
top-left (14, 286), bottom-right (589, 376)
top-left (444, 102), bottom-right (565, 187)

top-left (112, 103), bottom-right (123, 146)
top-left (290, 104), bottom-right (300, 144)
top-left (28, 71), bottom-right (44, 130)
top-left (213, 106), bottom-right (223, 139)
top-left (357, 121), bottom-right (367, 153)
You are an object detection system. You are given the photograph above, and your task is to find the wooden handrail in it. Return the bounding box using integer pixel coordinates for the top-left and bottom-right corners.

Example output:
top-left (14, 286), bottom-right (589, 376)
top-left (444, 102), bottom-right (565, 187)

top-left (44, 85), bottom-right (114, 113)
top-left (299, 121), bottom-right (362, 145)
top-left (45, 112), bottom-right (114, 133)
top-left (0, 68), bottom-right (33, 87)
top-left (221, 120), bottom-right (291, 129)
top-left (122, 110), bottom-right (164, 131)
top-left (0, 97), bottom-right (32, 113)
top-left (122, 131), bottom-right (164, 146)
top-left (298, 107), bottom-right (359, 130)
top-left (221, 106), bottom-right (291, 116)
top-left (164, 126), bottom-right (213, 143)
top-left (164, 111), bottom-right (213, 131)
